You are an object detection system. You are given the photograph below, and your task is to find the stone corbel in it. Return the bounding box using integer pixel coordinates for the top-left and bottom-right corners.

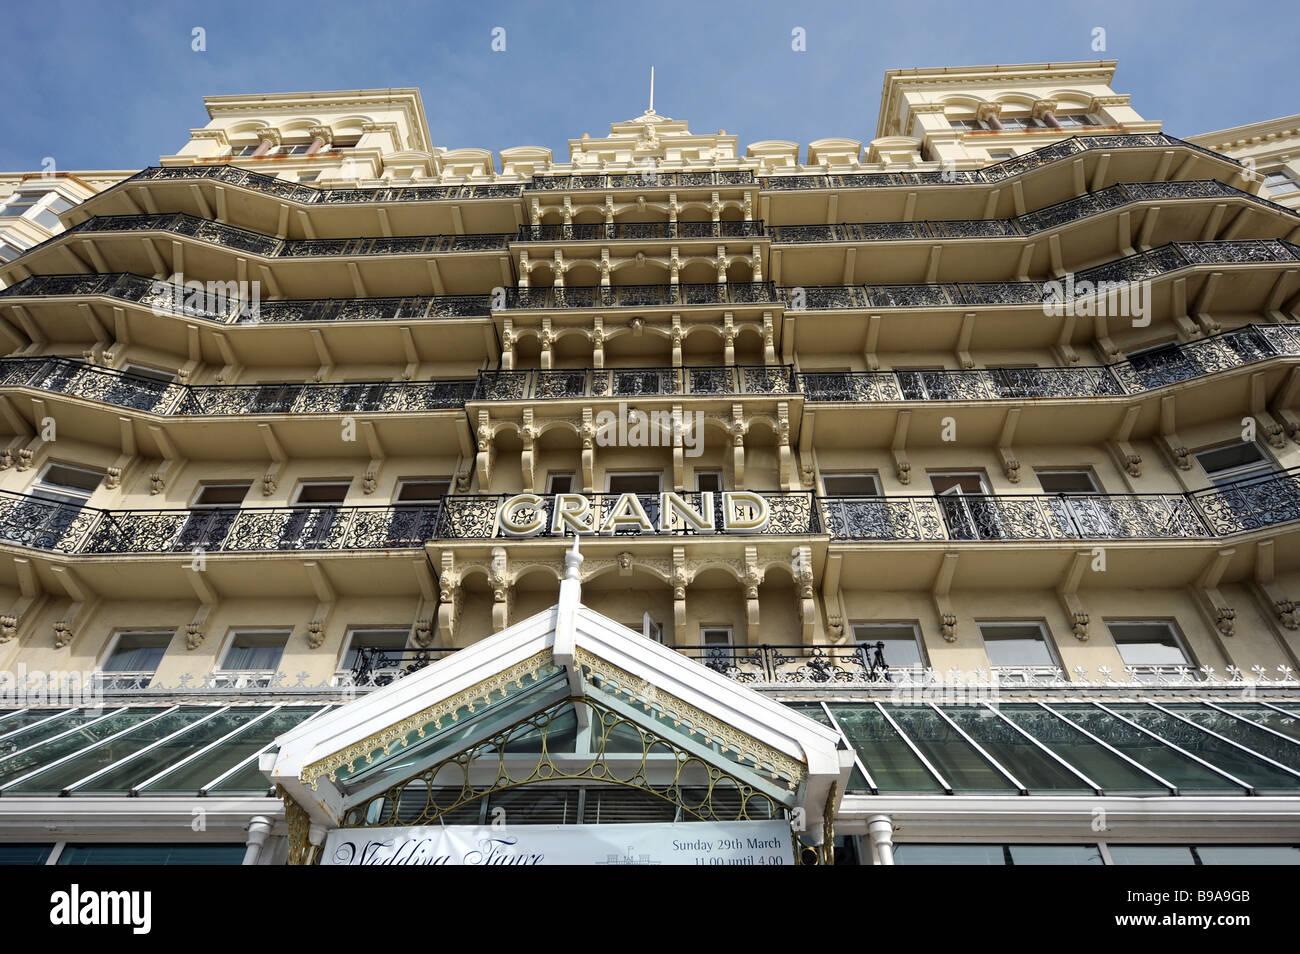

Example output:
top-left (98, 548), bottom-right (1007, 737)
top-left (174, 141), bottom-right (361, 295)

top-left (1093, 313), bottom-right (1121, 363)
top-left (1154, 394), bottom-right (1194, 478)
top-left (955, 313), bottom-right (975, 369)
top-left (863, 315), bottom-right (881, 370)
top-left (476, 410), bottom-right (496, 489)
top-left (1054, 314), bottom-right (1080, 365)
top-left (892, 410), bottom-right (911, 485)
top-left (744, 545), bottom-right (763, 644)
top-left (1, 558), bottom-right (46, 645)
top-left (520, 409), bottom-right (538, 493)
top-left (728, 404), bottom-right (747, 489)
top-left (722, 313), bottom-right (736, 366)
top-left (146, 424), bottom-right (186, 495)
top-left (1192, 272), bottom-right (1224, 336)
top-left (303, 561), bottom-right (337, 650)
top-left (581, 407), bottom-right (596, 493)
top-left (1265, 270), bottom-right (1298, 324)
top-left (409, 556), bottom-right (438, 647)
top-left (777, 402), bottom-right (794, 490)
top-left (1193, 548), bottom-right (1238, 643)
top-left (670, 315), bottom-right (683, 367)
top-left (1249, 372), bottom-right (1288, 449)
top-left (932, 551), bottom-right (959, 642)
top-left (489, 546), bottom-right (512, 633)
top-left (798, 411), bottom-right (816, 490)
top-left (592, 316), bottom-right (605, 369)
top-left (1057, 550), bottom-right (1092, 641)
top-left (1108, 405), bottom-right (1143, 485)
top-left (1250, 540), bottom-right (1300, 639)
top-left (49, 566), bottom-right (98, 651)
top-left (357, 420), bottom-right (385, 495)
top-left (762, 313), bottom-right (776, 364)
top-left (671, 547), bottom-right (688, 636)
top-left (540, 316), bottom-right (555, 369)
top-left (183, 563), bottom-right (219, 650)
top-left (791, 545), bottom-right (816, 642)
top-left (211, 332), bottom-right (241, 385)
top-left (257, 422), bottom-right (287, 496)
top-left (822, 553), bottom-right (846, 643)
top-left (997, 408), bottom-right (1021, 483)
top-left (437, 552), bottom-right (463, 643)
top-left (1271, 368), bottom-right (1300, 443)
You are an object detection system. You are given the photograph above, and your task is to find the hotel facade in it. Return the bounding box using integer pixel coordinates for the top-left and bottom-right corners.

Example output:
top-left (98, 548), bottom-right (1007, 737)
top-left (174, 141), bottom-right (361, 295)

top-left (0, 60), bottom-right (1299, 865)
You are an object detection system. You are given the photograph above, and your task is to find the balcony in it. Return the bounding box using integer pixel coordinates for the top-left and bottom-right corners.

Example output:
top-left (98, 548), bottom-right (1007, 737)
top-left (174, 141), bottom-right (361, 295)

top-left (675, 643), bottom-right (890, 684)
top-left (472, 365), bottom-right (796, 401)
top-left (346, 646), bottom-right (461, 687)
top-left (0, 355), bottom-right (475, 415)
top-left (506, 281), bottom-right (779, 309)
top-left (525, 169), bottom-right (755, 192)
top-left (515, 220), bottom-right (766, 242)
top-left (799, 323), bottom-right (1300, 402)
top-left (759, 133), bottom-right (1233, 190)
top-left (125, 165), bottom-right (526, 202)
top-left (768, 180), bottom-right (1297, 244)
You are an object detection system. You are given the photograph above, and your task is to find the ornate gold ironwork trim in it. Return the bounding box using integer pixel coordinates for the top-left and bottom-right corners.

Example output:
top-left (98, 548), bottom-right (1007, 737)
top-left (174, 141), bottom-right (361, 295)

top-left (573, 646), bottom-right (806, 789)
top-left (301, 649), bottom-right (559, 787)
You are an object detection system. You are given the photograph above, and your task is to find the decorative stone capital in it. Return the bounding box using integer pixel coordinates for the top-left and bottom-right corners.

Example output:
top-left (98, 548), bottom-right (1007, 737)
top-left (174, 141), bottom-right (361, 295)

top-left (939, 614), bottom-right (958, 642)
top-left (0, 615), bottom-right (17, 642)
top-left (306, 620), bottom-right (325, 650)
top-left (1215, 607), bottom-right (1236, 637)
top-left (53, 620), bottom-right (73, 649)
top-left (186, 623), bottom-right (205, 650)
top-left (1275, 600), bottom-right (1299, 630)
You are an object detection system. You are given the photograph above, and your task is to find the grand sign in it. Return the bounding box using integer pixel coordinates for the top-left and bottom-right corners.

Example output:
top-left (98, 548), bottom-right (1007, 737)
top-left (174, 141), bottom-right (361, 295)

top-left (497, 491), bottom-right (770, 537)
top-left (321, 820), bottom-right (793, 866)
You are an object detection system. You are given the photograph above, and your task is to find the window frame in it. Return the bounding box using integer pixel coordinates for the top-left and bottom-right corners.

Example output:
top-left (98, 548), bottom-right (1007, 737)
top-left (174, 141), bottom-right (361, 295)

top-left (977, 620), bottom-right (1062, 671)
top-left (338, 626), bottom-right (411, 673)
top-left (393, 477), bottom-right (449, 505)
top-left (604, 471), bottom-right (662, 494)
top-left (292, 480), bottom-right (352, 506)
top-left (31, 461), bottom-right (105, 507)
top-left (821, 472), bottom-right (882, 496)
top-left (1104, 619), bottom-right (1196, 671)
top-left (1034, 468), bottom-right (1101, 494)
top-left (851, 621), bottom-right (928, 669)
top-left (217, 628), bottom-right (291, 673)
top-left (98, 629), bottom-right (175, 675)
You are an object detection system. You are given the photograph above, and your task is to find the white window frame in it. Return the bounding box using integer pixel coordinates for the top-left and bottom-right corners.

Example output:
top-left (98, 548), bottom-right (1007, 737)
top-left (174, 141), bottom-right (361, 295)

top-left (214, 628), bottom-right (291, 686)
top-left (604, 471), bottom-right (662, 494)
top-left (1263, 169), bottom-right (1300, 197)
top-left (31, 461), bottom-right (105, 507)
top-left (1034, 468), bottom-right (1101, 494)
top-left (1194, 440), bottom-right (1275, 487)
top-left (337, 626), bottom-right (411, 674)
top-left (97, 628), bottom-right (175, 678)
top-left (978, 620), bottom-right (1062, 678)
top-left (1105, 619), bottom-right (1196, 676)
top-left (189, 481), bottom-right (253, 508)
top-left (851, 622), bottom-right (927, 670)
top-left (292, 480), bottom-right (352, 505)
top-left (546, 472), bottom-right (576, 494)
top-left (694, 470), bottom-right (723, 493)
top-left (821, 472), bottom-right (882, 496)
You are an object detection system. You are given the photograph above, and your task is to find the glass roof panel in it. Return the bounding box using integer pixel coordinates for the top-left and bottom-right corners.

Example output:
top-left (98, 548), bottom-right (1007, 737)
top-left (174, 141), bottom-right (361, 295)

top-left (1217, 704), bottom-right (1300, 743)
top-left (0, 708), bottom-right (119, 760)
top-left (1162, 704), bottom-right (1300, 770)
top-left (0, 708), bottom-right (166, 787)
top-left (882, 704), bottom-right (1017, 793)
top-left (940, 705), bottom-right (1094, 794)
top-left (826, 705), bottom-right (944, 793)
top-left (0, 709), bottom-right (74, 738)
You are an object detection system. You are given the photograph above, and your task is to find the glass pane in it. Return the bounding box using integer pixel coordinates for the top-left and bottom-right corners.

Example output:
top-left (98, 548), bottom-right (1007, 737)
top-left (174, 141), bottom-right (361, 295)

top-left (0, 709), bottom-right (74, 740)
top-left (1006, 845), bottom-right (1104, 865)
top-left (827, 705), bottom-right (944, 793)
top-left (1049, 705), bottom-right (1245, 794)
top-left (205, 758), bottom-right (275, 795)
top-left (1107, 622), bottom-right (1188, 667)
top-left (1163, 705), bottom-right (1300, 771)
top-left (1196, 845), bottom-right (1300, 865)
top-left (784, 704), bottom-right (872, 793)
top-left (982, 624), bottom-right (1054, 666)
top-left (997, 704), bottom-right (1170, 795)
top-left (0, 709), bottom-right (158, 779)
top-left (854, 626), bottom-right (924, 668)
top-left (1108, 845), bottom-right (1197, 865)
top-left (1107, 704), bottom-right (1300, 794)
top-left (1218, 704), bottom-right (1300, 742)
top-left (941, 706), bottom-right (1093, 793)
top-left (5, 708), bottom-right (216, 793)
top-left (883, 705), bottom-right (1016, 793)
top-left (0, 843), bottom-right (54, 865)
top-left (895, 844), bottom-right (1007, 865)
top-left (223, 634), bottom-right (287, 671)
top-left (141, 706), bottom-right (325, 794)
top-left (76, 708), bottom-right (273, 794)
top-left (57, 843), bottom-right (245, 865)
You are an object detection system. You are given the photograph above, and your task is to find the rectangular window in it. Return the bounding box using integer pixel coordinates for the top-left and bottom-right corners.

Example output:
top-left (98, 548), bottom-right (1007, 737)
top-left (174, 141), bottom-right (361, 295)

top-left (695, 471), bottom-right (723, 493)
top-left (546, 473), bottom-right (575, 494)
top-left (283, 143), bottom-right (313, 155)
top-left (929, 471), bottom-right (988, 495)
top-left (298, 171), bottom-right (321, 182)
top-left (1106, 620), bottom-right (1192, 668)
top-left (232, 144), bottom-right (260, 157)
top-left (1035, 469), bottom-right (1100, 493)
top-left (332, 136), bottom-right (362, 149)
top-left (823, 473), bottom-right (881, 496)
top-left (1195, 440), bottom-right (1274, 487)
top-left (0, 193), bottom-right (42, 218)
top-left (294, 481), bottom-right (351, 505)
top-left (31, 462), bottom-right (105, 506)
top-left (192, 482), bottom-right (251, 507)
top-left (1054, 114), bottom-right (1100, 128)
top-left (394, 478), bottom-right (449, 503)
top-left (122, 363), bottom-right (176, 384)
top-left (220, 630), bottom-right (289, 672)
top-left (606, 473), bottom-right (661, 494)
top-left (987, 150), bottom-right (1016, 161)
top-left (340, 627), bottom-right (409, 671)
top-left (948, 119), bottom-right (985, 131)
top-left (980, 622), bottom-right (1057, 668)
top-left (852, 622), bottom-right (926, 669)
top-left (1264, 171), bottom-right (1300, 198)
top-left (101, 630), bottom-right (173, 674)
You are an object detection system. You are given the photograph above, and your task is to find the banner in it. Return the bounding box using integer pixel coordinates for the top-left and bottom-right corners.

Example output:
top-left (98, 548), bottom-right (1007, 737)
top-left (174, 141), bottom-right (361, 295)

top-left (322, 820), bottom-right (792, 866)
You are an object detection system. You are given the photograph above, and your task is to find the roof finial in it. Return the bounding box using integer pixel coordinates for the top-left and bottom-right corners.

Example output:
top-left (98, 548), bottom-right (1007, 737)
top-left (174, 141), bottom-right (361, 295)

top-left (648, 66), bottom-right (655, 114)
top-left (564, 532), bottom-right (583, 581)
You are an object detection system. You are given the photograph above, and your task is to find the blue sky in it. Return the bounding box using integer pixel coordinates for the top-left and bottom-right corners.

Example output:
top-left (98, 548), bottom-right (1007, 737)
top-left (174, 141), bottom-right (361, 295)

top-left (1, 0), bottom-right (1295, 172)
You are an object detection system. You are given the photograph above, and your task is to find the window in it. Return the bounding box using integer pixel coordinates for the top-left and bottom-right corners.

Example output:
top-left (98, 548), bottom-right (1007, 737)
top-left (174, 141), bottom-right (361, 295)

top-left (823, 473), bottom-right (881, 496)
top-left (546, 473), bottom-right (575, 494)
top-left (948, 119), bottom-right (985, 131)
top-left (57, 844), bottom-right (246, 865)
top-left (1195, 440), bottom-right (1274, 487)
top-left (1035, 469), bottom-right (1099, 494)
top-left (695, 471), bottom-right (723, 493)
top-left (332, 136), bottom-right (361, 149)
top-left (996, 116), bottom-right (1046, 130)
top-left (294, 481), bottom-right (350, 504)
top-left (220, 630), bottom-right (289, 671)
top-left (394, 478), bottom-right (448, 503)
top-left (340, 627), bottom-right (409, 672)
top-left (192, 482), bottom-right (251, 507)
top-left (930, 471), bottom-right (988, 495)
top-left (1264, 170), bottom-right (1300, 198)
top-left (852, 622), bottom-right (926, 669)
top-left (298, 171), bottom-right (321, 182)
top-left (0, 193), bottom-right (42, 218)
top-left (1106, 621), bottom-right (1193, 669)
top-left (980, 622), bottom-right (1058, 668)
top-left (606, 473), bottom-right (661, 494)
top-left (1054, 114), bottom-right (1100, 128)
top-left (231, 144), bottom-right (261, 157)
top-left (931, 471), bottom-right (999, 540)
top-left (31, 462), bottom-right (105, 506)
top-left (32, 195), bottom-right (73, 230)
top-left (101, 630), bottom-right (173, 675)
top-left (122, 363), bottom-right (175, 384)
top-left (642, 613), bottom-right (664, 643)
top-left (987, 150), bottom-right (1016, 161)
top-left (282, 142), bottom-right (313, 155)
top-left (0, 239), bottom-right (27, 263)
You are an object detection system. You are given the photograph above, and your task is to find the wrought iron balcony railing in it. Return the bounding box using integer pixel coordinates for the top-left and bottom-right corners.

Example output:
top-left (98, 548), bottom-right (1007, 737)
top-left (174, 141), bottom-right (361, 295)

top-left (347, 646), bottom-right (461, 687)
top-left (0, 355), bottom-right (475, 415)
top-left (800, 322), bottom-right (1300, 402)
top-left (769, 180), bottom-right (1298, 244)
top-left (472, 365), bottom-right (796, 401)
top-left (505, 281), bottom-right (779, 309)
top-left (675, 643), bottom-right (890, 684)
top-left (36, 213), bottom-right (511, 259)
top-left (516, 220), bottom-right (766, 242)
top-left (2, 473), bottom-right (1300, 556)
top-left (126, 165), bottom-right (525, 202)
top-left (759, 133), bottom-right (1237, 191)
top-left (525, 169), bottom-right (756, 191)
top-left (779, 239), bottom-right (1300, 310)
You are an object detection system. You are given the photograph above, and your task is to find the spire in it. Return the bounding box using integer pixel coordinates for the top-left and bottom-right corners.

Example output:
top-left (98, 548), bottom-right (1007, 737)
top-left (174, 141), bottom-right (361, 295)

top-left (648, 66), bottom-right (655, 115)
